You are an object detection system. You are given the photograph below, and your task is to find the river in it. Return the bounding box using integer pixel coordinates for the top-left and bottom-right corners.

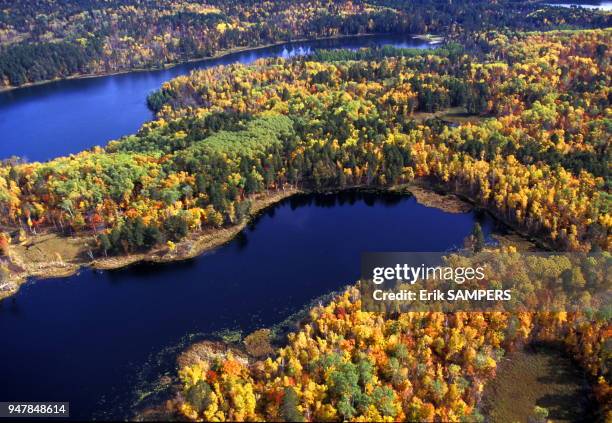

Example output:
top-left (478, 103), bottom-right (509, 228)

top-left (0, 191), bottom-right (502, 420)
top-left (0, 34), bottom-right (432, 162)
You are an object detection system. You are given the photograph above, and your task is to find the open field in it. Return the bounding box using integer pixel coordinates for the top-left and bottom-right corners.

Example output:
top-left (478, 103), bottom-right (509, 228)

top-left (482, 343), bottom-right (596, 422)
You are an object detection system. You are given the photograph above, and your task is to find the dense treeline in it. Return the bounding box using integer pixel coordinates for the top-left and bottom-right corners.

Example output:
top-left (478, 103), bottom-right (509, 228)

top-left (1, 0), bottom-right (610, 87)
top-left (149, 29), bottom-right (610, 250)
top-left (308, 43), bottom-right (466, 63)
top-left (0, 30), bottom-right (610, 257)
top-left (0, 39), bottom-right (103, 84)
top-left (170, 250), bottom-right (610, 421)
top-left (0, 0), bottom-right (402, 87)
top-left (0, 15), bottom-right (609, 423)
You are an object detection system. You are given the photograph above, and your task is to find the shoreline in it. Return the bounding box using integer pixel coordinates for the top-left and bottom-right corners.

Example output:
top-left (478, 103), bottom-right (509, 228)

top-left (0, 180), bottom-right (538, 301)
top-left (0, 181), bottom-right (470, 300)
top-left (0, 32), bottom-right (439, 94)
top-left (1, 188), bottom-right (299, 300)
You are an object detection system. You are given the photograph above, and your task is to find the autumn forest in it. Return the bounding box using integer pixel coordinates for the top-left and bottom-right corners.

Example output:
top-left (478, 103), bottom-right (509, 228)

top-left (0, 0), bottom-right (610, 422)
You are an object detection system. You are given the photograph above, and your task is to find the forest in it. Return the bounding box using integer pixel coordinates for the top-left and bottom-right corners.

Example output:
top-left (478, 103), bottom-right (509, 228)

top-left (0, 6), bottom-right (610, 420)
top-left (170, 250), bottom-right (610, 421)
top-left (1, 29), bottom-right (609, 256)
top-left (1, 0), bottom-right (611, 88)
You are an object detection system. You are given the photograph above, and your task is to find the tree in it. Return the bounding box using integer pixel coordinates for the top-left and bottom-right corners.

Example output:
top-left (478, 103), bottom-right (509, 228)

top-left (0, 233), bottom-right (9, 257)
top-left (244, 329), bottom-right (274, 358)
top-left (471, 222), bottom-right (485, 252)
top-left (98, 233), bottom-right (112, 257)
top-left (281, 387), bottom-right (305, 422)
top-left (186, 380), bottom-right (214, 415)
top-left (529, 406), bottom-right (549, 423)
top-left (163, 215), bottom-right (188, 242)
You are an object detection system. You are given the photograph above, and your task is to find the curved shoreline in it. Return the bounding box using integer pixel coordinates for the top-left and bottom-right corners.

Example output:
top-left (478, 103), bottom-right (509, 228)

top-left (0, 33), bottom-right (439, 94)
top-left (1, 188), bottom-right (299, 300)
top-left (0, 182), bottom-right (473, 301)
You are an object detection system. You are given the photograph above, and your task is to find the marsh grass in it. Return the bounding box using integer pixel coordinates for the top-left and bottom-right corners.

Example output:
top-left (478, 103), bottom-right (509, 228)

top-left (482, 342), bottom-right (596, 422)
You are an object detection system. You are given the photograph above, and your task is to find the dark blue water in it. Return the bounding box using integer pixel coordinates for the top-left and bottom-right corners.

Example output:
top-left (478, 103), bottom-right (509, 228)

top-left (0, 191), bottom-right (500, 420)
top-left (0, 34), bottom-right (431, 162)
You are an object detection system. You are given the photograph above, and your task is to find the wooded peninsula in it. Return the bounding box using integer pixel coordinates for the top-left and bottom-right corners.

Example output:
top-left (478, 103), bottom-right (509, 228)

top-left (0, 1), bottom-right (610, 422)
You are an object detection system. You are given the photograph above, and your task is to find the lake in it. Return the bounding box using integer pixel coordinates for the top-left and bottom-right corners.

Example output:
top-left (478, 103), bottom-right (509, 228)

top-left (0, 34), bottom-right (432, 162)
top-left (0, 191), bottom-right (501, 420)
top-left (545, 1), bottom-right (612, 10)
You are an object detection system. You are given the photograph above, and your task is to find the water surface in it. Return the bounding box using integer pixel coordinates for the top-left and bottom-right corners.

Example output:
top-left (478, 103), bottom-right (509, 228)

top-left (545, 1), bottom-right (612, 10)
top-left (0, 34), bottom-right (431, 161)
top-left (0, 191), bottom-right (501, 420)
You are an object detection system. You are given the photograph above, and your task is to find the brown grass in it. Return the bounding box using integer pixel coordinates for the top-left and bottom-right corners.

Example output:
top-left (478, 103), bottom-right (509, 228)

top-left (393, 180), bottom-right (473, 213)
top-left (177, 340), bottom-right (249, 370)
top-left (11, 232), bottom-right (92, 264)
top-left (1, 188), bottom-right (300, 299)
top-left (482, 343), bottom-right (594, 423)
top-left (410, 107), bottom-right (486, 125)
top-left (492, 232), bottom-right (538, 252)
top-left (244, 329), bottom-right (274, 358)
top-left (440, 108), bottom-right (488, 125)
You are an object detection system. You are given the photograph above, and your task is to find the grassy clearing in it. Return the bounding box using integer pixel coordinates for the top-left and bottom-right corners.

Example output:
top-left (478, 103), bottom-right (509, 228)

top-left (410, 107), bottom-right (487, 125)
top-left (441, 107), bottom-right (489, 125)
top-left (11, 232), bottom-right (92, 264)
top-left (482, 343), bottom-right (595, 423)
